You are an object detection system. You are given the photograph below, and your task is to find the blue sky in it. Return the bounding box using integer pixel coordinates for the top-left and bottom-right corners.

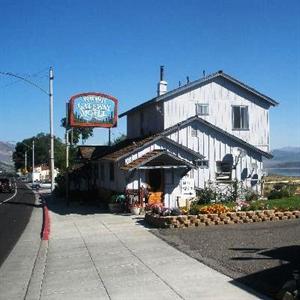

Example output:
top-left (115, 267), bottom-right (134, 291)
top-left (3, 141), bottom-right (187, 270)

top-left (0, 0), bottom-right (299, 149)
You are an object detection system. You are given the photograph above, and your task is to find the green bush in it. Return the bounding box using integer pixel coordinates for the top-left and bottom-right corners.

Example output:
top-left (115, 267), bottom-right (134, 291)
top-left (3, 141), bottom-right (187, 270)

top-left (196, 187), bottom-right (217, 204)
top-left (54, 173), bottom-right (66, 196)
top-left (244, 190), bottom-right (259, 202)
top-left (268, 184), bottom-right (297, 199)
top-left (189, 203), bottom-right (201, 215)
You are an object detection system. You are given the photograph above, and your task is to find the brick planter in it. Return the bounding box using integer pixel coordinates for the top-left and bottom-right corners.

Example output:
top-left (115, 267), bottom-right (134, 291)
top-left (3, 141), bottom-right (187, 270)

top-left (145, 209), bottom-right (300, 229)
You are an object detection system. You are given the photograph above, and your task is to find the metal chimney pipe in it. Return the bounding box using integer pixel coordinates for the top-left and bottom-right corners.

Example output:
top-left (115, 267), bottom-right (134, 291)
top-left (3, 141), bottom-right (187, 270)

top-left (160, 65), bottom-right (164, 81)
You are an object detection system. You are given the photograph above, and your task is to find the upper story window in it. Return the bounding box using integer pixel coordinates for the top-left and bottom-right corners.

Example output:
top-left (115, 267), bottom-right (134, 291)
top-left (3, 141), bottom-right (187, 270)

top-left (232, 106), bottom-right (249, 130)
top-left (196, 103), bottom-right (209, 116)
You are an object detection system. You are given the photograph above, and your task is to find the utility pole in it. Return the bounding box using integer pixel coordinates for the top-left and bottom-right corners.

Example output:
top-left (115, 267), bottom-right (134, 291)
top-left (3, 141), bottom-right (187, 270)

top-left (32, 140), bottom-right (35, 185)
top-left (65, 128), bottom-right (70, 206)
top-left (108, 128), bottom-right (111, 146)
top-left (1, 70), bottom-right (55, 191)
top-left (49, 67), bottom-right (55, 192)
top-left (25, 151), bottom-right (27, 172)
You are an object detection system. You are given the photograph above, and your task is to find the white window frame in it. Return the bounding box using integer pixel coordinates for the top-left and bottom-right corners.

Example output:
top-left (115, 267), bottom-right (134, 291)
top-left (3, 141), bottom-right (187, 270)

top-left (191, 128), bottom-right (198, 137)
top-left (195, 103), bottom-right (209, 116)
top-left (232, 105), bottom-right (249, 130)
top-left (195, 160), bottom-right (209, 169)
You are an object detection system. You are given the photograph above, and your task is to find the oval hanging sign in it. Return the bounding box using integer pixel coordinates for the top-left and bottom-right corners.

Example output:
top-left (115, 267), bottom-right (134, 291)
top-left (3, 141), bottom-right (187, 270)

top-left (69, 92), bottom-right (118, 128)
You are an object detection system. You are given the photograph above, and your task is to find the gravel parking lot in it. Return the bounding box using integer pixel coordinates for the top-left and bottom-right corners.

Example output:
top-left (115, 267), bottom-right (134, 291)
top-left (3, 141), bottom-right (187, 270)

top-left (151, 219), bottom-right (300, 298)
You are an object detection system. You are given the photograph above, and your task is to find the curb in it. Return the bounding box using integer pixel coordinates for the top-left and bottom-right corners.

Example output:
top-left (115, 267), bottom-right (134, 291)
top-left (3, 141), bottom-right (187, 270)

top-left (24, 240), bottom-right (49, 300)
top-left (42, 203), bottom-right (50, 240)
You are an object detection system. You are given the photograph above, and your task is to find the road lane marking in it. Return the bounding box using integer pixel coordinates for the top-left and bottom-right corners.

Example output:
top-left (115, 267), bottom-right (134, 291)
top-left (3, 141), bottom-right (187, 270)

top-left (0, 184), bottom-right (18, 205)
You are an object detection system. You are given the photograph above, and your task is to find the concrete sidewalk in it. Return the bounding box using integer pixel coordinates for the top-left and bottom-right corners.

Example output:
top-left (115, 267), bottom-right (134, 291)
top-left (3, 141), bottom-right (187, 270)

top-left (27, 197), bottom-right (266, 300)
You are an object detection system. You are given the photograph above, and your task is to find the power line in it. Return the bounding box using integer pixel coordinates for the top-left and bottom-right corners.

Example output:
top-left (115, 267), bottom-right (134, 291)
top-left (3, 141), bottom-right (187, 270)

top-left (0, 68), bottom-right (49, 94)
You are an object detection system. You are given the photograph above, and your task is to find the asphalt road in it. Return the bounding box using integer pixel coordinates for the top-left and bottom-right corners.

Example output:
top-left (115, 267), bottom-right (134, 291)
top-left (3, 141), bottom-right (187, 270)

top-left (0, 181), bottom-right (39, 267)
top-left (152, 219), bottom-right (300, 298)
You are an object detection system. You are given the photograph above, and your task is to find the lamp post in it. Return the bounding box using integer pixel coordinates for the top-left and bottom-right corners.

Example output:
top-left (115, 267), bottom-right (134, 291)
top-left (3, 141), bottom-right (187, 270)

top-left (49, 67), bottom-right (55, 191)
top-left (1, 68), bottom-right (55, 191)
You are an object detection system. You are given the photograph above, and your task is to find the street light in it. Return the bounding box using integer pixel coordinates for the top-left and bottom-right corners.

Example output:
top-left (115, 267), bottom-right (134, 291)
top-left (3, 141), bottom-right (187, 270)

top-left (0, 68), bottom-right (55, 191)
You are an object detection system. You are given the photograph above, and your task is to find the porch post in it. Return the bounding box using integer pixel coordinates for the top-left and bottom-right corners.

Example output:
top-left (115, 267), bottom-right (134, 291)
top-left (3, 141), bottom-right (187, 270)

top-left (138, 169), bottom-right (141, 205)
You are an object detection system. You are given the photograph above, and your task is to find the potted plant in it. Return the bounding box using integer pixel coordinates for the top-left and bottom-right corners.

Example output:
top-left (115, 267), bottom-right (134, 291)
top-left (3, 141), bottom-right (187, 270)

top-left (108, 194), bottom-right (126, 213)
top-left (130, 201), bottom-right (142, 215)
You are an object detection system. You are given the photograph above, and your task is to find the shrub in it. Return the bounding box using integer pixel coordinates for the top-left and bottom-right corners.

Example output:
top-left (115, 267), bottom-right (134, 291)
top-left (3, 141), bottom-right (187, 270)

top-left (196, 187), bottom-right (217, 204)
top-left (146, 203), bottom-right (164, 215)
top-left (189, 203), bottom-right (201, 215)
top-left (54, 173), bottom-right (66, 196)
top-left (244, 190), bottom-right (259, 202)
top-left (234, 200), bottom-right (251, 211)
top-left (268, 184), bottom-right (297, 199)
top-left (170, 208), bottom-right (182, 216)
top-left (161, 208), bottom-right (172, 216)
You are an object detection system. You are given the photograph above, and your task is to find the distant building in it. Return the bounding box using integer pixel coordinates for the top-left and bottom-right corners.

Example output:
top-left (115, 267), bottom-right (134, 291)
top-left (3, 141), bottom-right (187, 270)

top-left (31, 164), bottom-right (59, 182)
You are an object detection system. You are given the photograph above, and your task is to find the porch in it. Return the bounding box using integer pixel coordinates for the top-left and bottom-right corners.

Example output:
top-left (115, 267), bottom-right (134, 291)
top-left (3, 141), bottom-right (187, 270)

top-left (122, 150), bottom-right (196, 208)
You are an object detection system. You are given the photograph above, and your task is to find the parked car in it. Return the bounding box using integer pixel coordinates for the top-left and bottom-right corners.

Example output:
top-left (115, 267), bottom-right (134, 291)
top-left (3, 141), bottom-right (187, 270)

top-left (0, 177), bottom-right (15, 193)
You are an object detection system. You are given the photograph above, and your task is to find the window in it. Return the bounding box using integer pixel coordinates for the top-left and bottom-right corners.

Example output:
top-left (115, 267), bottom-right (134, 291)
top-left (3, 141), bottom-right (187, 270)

top-left (100, 164), bottom-right (105, 181)
top-left (191, 128), bottom-right (197, 137)
top-left (196, 103), bottom-right (209, 116)
top-left (109, 162), bottom-right (114, 181)
top-left (195, 160), bottom-right (209, 169)
top-left (232, 106), bottom-right (249, 130)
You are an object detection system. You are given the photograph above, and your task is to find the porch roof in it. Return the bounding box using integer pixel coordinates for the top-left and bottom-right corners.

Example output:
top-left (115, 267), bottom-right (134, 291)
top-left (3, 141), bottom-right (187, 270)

top-left (121, 149), bottom-right (195, 171)
top-left (100, 135), bottom-right (203, 162)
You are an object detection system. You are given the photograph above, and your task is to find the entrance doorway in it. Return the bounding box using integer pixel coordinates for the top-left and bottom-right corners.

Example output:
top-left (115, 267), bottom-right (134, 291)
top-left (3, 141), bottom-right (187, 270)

top-left (147, 169), bottom-right (164, 204)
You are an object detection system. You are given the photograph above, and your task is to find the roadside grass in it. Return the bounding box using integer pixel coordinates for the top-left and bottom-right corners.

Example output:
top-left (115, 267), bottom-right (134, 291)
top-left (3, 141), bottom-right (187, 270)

top-left (248, 195), bottom-right (300, 211)
top-left (191, 196), bottom-right (300, 213)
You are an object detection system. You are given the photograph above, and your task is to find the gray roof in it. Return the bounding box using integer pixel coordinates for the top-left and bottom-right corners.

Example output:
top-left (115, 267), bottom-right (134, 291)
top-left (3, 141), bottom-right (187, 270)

top-left (161, 115), bottom-right (273, 159)
top-left (119, 70), bottom-right (279, 117)
top-left (100, 134), bottom-right (204, 162)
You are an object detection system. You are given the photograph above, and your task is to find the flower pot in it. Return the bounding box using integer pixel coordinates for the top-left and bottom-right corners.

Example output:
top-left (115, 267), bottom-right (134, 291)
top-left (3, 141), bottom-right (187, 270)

top-left (131, 207), bottom-right (141, 215)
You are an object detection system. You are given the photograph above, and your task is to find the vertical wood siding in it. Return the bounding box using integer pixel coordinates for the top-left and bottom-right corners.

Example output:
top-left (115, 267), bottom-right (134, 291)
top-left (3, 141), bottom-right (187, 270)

top-left (166, 120), bottom-right (263, 192)
top-left (163, 78), bottom-right (271, 151)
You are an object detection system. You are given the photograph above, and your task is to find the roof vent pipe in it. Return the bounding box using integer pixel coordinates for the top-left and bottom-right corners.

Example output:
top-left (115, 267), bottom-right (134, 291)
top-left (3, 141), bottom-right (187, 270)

top-left (157, 65), bottom-right (167, 96)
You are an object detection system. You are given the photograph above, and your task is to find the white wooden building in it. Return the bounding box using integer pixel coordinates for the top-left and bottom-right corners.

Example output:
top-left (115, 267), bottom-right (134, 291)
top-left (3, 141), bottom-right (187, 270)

top-left (93, 69), bottom-right (278, 207)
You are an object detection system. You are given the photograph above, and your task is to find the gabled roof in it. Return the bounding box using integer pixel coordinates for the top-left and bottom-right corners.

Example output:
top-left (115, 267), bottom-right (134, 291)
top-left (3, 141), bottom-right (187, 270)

top-left (100, 134), bottom-right (204, 162)
top-left (163, 115), bottom-right (273, 159)
top-left (119, 70), bottom-right (279, 117)
top-left (121, 150), bottom-right (195, 171)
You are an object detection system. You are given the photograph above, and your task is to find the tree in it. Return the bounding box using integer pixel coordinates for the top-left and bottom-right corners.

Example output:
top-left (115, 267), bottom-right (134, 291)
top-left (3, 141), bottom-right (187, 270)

top-left (13, 133), bottom-right (67, 171)
top-left (111, 134), bottom-right (127, 145)
top-left (61, 117), bottom-right (94, 145)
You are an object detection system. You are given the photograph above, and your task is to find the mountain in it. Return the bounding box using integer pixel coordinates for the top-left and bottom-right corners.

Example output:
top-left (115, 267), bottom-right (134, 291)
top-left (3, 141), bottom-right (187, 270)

top-left (0, 141), bottom-right (15, 164)
top-left (264, 146), bottom-right (300, 167)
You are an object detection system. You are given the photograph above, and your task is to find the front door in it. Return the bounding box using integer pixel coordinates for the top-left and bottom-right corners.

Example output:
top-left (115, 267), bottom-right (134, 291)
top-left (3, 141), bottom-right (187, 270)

top-left (147, 169), bottom-right (164, 204)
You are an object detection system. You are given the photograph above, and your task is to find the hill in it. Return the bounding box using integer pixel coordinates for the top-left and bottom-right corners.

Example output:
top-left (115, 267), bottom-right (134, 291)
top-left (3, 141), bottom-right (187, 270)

top-left (264, 146), bottom-right (300, 168)
top-left (0, 141), bottom-right (15, 164)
